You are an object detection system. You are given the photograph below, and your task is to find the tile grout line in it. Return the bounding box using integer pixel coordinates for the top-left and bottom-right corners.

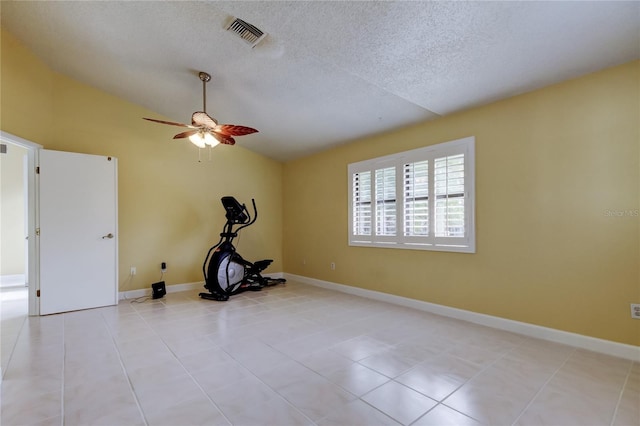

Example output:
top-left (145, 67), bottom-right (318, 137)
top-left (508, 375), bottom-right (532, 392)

top-left (217, 347), bottom-right (319, 425)
top-left (609, 359), bottom-right (634, 426)
top-left (129, 300), bottom-right (237, 426)
top-left (258, 294), bottom-right (449, 425)
top-left (410, 345), bottom-right (501, 425)
top-left (215, 294), bottom-right (327, 425)
top-left (412, 402), bottom-right (480, 426)
top-left (351, 350), bottom-right (436, 426)
top-left (356, 382), bottom-right (417, 426)
top-left (102, 308), bottom-right (150, 426)
top-left (328, 335), bottom-right (444, 425)
top-left (0, 313), bottom-right (27, 382)
top-left (425, 346), bottom-right (515, 425)
top-left (509, 346), bottom-right (577, 426)
top-left (258, 310), bottom-right (428, 425)
top-left (236, 288), bottom-right (410, 423)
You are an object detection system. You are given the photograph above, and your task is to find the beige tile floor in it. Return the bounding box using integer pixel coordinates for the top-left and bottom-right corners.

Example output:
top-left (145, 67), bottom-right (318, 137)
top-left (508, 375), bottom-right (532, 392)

top-left (1, 281), bottom-right (638, 426)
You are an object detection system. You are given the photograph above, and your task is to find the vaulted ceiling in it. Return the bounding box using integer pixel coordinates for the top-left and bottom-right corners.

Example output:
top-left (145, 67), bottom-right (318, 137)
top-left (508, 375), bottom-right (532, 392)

top-left (2, 1), bottom-right (639, 161)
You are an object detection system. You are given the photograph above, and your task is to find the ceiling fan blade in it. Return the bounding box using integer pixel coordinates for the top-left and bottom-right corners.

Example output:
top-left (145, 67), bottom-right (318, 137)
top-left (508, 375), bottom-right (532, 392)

top-left (214, 124), bottom-right (259, 136)
top-left (173, 130), bottom-right (199, 139)
top-left (192, 111), bottom-right (218, 128)
top-left (143, 117), bottom-right (195, 128)
top-left (211, 131), bottom-right (236, 145)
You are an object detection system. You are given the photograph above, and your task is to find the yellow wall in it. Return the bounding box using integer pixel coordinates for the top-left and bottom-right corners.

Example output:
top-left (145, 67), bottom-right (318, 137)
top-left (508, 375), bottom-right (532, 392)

top-left (0, 143), bottom-right (28, 275)
top-left (283, 61), bottom-right (640, 346)
top-left (1, 28), bottom-right (283, 291)
top-left (0, 29), bottom-right (54, 144)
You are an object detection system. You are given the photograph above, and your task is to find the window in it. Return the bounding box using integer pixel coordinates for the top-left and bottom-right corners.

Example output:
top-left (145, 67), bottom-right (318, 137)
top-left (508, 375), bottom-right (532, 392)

top-left (348, 136), bottom-right (475, 253)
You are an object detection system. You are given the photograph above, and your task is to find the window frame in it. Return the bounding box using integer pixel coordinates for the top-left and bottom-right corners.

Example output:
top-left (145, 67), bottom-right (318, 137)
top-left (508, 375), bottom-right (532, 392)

top-left (348, 136), bottom-right (475, 253)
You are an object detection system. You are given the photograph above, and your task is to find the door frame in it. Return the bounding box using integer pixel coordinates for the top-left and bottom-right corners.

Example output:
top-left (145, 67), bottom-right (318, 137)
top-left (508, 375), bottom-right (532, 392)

top-left (1, 131), bottom-right (42, 316)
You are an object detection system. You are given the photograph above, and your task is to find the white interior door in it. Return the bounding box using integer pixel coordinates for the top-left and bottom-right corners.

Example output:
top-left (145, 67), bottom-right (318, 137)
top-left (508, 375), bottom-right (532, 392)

top-left (39, 150), bottom-right (118, 315)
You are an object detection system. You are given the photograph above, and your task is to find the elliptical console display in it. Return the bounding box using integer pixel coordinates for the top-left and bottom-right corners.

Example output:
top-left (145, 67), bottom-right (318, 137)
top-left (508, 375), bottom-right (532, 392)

top-left (200, 197), bottom-right (285, 301)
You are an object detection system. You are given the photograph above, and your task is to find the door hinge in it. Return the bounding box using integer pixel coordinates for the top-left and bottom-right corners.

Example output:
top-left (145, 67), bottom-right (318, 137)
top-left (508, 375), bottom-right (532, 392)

top-left (37, 290), bottom-right (40, 297)
top-left (36, 166), bottom-right (40, 174)
top-left (36, 228), bottom-right (40, 236)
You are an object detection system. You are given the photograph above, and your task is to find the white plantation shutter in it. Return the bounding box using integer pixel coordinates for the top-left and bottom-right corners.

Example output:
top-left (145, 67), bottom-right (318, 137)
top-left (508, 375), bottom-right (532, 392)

top-left (404, 161), bottom-right (429, 236)
top-left (352, 171), bottom-right (371, 236)
top-left (375, 167), bottom-right (396, 236)
top-left (349, 136), bottom-right (474, 252)
top-left (435, 154), bottom-right (465, 238)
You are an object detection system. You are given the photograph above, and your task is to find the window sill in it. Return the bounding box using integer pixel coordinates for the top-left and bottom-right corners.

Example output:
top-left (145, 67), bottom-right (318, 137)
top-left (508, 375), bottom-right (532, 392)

top-left (349, 240), bottom-right (475, 253)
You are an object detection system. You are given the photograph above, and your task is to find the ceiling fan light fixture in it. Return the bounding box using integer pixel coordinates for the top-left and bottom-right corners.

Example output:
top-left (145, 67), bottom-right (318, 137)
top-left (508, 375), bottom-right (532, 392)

top-left (189, 132), bottom-right (206, 148)
top-left (204, 132), bottom-right (219, 147)
top-left (189, 131), bottom-right (220, 149)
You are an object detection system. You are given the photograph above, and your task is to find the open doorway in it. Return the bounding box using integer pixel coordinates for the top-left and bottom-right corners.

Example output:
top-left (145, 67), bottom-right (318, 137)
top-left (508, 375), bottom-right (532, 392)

top-left (0, 131), bottom-right (42, 316)
top-left (0, 142), bottom-right (28, 316)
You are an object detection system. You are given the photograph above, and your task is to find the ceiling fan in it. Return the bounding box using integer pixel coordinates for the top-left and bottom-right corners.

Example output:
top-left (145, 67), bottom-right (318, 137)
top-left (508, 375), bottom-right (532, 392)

top-left (143, 71), bottom-right (258, 148)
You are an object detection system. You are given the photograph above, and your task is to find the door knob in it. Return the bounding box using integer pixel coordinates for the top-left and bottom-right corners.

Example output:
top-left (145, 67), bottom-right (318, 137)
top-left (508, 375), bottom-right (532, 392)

top-left (102, 233), bottom-right (114, 239)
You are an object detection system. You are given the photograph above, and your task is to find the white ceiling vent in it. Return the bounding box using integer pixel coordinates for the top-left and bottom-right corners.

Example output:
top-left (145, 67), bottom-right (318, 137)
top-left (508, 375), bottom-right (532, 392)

top-left (226, 18), bottom-right (267, 48)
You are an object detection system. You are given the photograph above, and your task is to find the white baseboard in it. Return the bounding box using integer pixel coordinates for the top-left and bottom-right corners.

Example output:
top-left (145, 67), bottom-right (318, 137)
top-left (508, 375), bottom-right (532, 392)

top-left (119, 281), bottom-right (203, 300)
top-left (285, 273), bottom-right (640, 362)
top-left (0, 274), bottom-right (26, 288)
top-left (118, 272), bottom-right (285, 301)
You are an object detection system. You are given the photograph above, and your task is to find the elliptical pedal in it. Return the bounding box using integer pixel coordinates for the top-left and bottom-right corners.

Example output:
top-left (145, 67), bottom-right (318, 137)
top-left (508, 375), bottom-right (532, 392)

top-left (263, 277), bottom-right (287, 287)
top-left (253, 259), bottom-right (273, 271)
top-left (199, 292), bottom-right (229, 301)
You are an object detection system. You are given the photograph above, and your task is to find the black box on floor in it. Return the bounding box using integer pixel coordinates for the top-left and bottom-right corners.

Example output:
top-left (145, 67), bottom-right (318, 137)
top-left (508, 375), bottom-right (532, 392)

top-left (151, 281), bottom-right (166, 299)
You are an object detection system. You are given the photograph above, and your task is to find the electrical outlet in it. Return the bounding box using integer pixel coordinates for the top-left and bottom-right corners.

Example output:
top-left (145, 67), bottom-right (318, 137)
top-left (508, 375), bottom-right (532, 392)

top-left (631, 304), bottom-right (640, 319)
top-left (161, 262), bottom-right (167, 272)
top-left (330, 262), bottom-right (336, 270)
top-left (130, 266), bottom-right (136, 275)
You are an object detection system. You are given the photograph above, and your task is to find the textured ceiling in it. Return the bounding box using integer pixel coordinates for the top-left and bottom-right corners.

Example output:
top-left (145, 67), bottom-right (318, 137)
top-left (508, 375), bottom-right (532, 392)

top-left (2, 1), bottom-right (639, 161)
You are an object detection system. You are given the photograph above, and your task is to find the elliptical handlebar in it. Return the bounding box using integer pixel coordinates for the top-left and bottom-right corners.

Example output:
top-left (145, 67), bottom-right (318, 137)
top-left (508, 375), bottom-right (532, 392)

top-left (221, 196), bottom-right (249, 223)
top-left (235, 199), bottom-right (257, 234)
top-left (215, 197), bottom-right (259, 241)
top-left (217, 197), bottom-right (255, 235)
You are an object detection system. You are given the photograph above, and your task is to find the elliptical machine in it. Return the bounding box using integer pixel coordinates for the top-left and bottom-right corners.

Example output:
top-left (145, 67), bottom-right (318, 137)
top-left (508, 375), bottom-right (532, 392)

top-left (199, 196), bottom-right (285, 301)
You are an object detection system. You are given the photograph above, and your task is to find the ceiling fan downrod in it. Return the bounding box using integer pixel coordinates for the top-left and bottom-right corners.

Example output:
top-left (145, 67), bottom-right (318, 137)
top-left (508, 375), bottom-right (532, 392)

top-left (199, 71), bottom-right (211, 112)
